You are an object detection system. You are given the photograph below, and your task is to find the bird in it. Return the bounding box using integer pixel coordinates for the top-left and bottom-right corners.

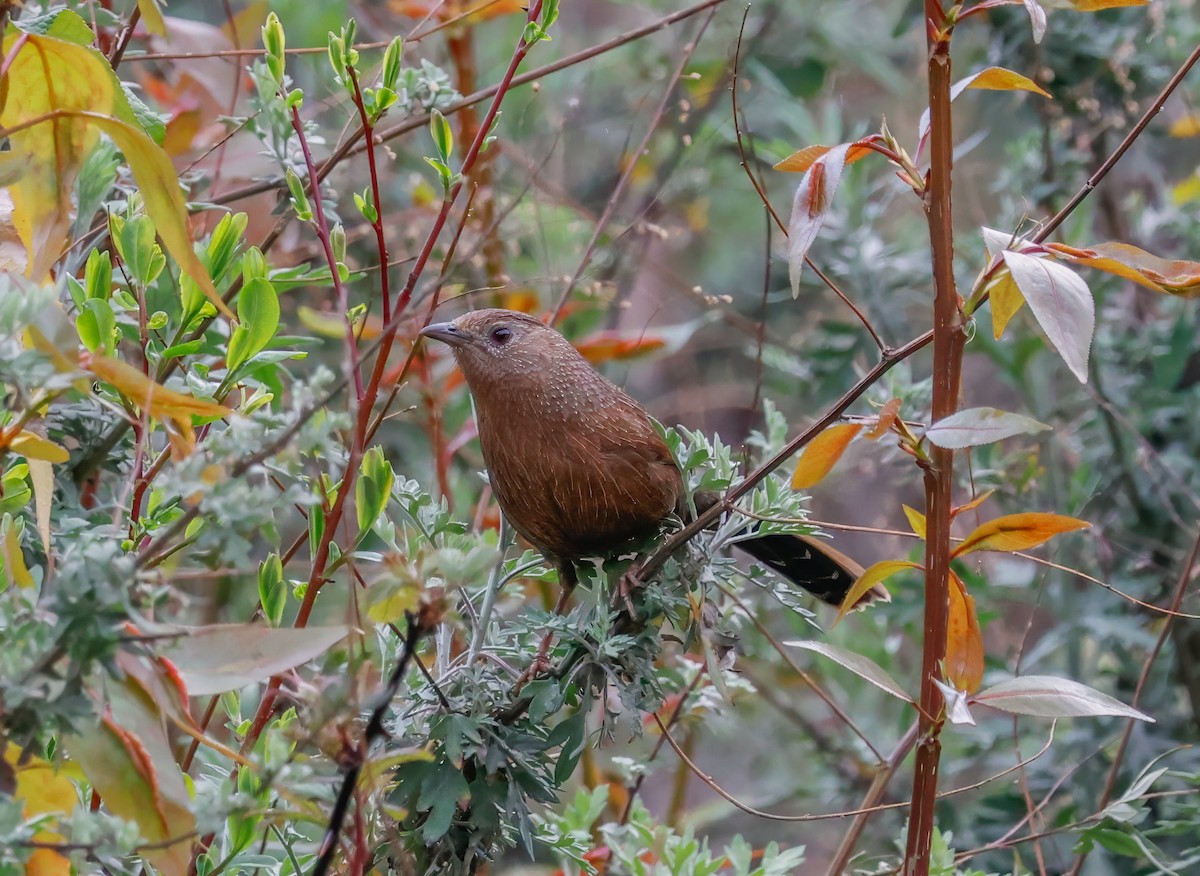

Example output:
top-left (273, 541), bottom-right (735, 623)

top-left (419, 309), bottom-right (884, 610)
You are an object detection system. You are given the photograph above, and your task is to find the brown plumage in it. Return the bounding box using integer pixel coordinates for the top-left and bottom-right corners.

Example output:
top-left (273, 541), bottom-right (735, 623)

top-left (421, 309), bottom-right (882, 608)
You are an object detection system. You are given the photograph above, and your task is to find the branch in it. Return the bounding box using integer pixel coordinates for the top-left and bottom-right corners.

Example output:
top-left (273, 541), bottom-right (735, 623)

top-left (312, 614), bottom-right (424, 876)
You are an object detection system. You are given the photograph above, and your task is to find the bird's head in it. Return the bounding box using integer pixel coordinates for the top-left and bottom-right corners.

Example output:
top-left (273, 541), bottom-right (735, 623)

top-left (420, 309), bottom-right (582, 390)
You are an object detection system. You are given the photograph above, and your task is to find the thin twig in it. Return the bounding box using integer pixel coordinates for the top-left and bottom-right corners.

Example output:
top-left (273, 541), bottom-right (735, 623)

top-left (312, 614), bottom-right (424, 876)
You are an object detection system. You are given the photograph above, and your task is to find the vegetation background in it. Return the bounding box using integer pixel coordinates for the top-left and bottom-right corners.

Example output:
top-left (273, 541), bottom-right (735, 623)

top-left (2, 0), bottom-right (1199, 875)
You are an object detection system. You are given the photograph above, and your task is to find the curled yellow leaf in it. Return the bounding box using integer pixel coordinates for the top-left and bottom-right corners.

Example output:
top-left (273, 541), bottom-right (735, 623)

top-left (953, 512), bottom-right (1090, 557)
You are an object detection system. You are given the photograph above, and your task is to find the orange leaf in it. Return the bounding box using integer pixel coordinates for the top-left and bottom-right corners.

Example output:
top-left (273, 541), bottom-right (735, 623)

top-left (957, 66), bottom-right (1051, 100)
top-left (833, 560), bottom-right (919, 627)
top-left (772, 141), bottom-right (874, 174)
top-left (6, 742), bottom-right (77, 876)
top-left (790, 423), bottom-right (863, 489)
top-left (575, 332), bottom-right (666, 364)
top-left (1085, 243), bottom-right (1200, 297)
top-left (864, 397), bottom-right (901, 440)
top-left (952, 489), bottom-right (995, 518)
top-left (953, 512), bottom-right (1090, 557)
top-left (945, 571), bottom-right (984, 693)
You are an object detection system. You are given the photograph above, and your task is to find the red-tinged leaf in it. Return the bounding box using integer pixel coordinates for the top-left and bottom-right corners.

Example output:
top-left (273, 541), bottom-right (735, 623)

top-left (945, 572), bottom-right (984, 693)
top-left (833, 560), bottom-right (919, 627)
top-left (989, 269), bottom-right (1025, 338)
top-left (1002, 250), bottom-right (1095, 382)
top-left (787, 143), bottom-right (852, 296)
top-left (973, 675), bottom-right (1153, 721)
top-left (65, 688), bottom-right (195, 875)
top-left (903, 504), bottom-right (927, 539)
top-left (919, 67), bottom-right (1051, 141)
top-left (925, 407), bottom-right (1050, 449)
top-left (864, 397), bottom-right (901, 440)
top-left (790, 422), bottom-right (863, 489)
top-left (575, 332), bottom-right (666, 364)
top-left (773, 141), bottom-right (873, 174)
top-left (954, 512), bottom-right (1090, 557)
top-left (786, 640), bottom-right (913, 702)
top-left (157, 624), bottom-right (352, 695)
top-left (952, 489), bottom-right (995, 518)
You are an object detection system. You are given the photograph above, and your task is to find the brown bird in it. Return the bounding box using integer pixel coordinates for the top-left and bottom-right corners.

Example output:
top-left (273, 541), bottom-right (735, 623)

top-left (420, 309), bottom-right (882, 608)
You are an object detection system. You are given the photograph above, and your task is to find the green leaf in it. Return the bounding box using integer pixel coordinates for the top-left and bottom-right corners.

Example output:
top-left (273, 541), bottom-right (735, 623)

top-left (356, 446), bottom-right (395, 537)
top-left (227, 277), bottom-right (279, 372)
top-left (382, 37), bottom-right (403, 90)
top-left (429, 109), bottom-right (453, 162)
top-left (77, 298), bottom-right (115, 353)
top-left (258, 554), bottom-right (285, 626)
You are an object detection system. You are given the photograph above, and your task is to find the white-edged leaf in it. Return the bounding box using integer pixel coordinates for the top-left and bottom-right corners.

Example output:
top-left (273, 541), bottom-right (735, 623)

top-left (973, 675), bottom-right (1154, 722)
top-left (785, 640), bottom-right (913, 702)
top-left (1002, 250), bottom-right (1095, 382)
top-left (787, 143), bottom-right (851, 297)
top-left (1023, 0), bottom-right (1047, 42)
top-left (158, 624), bottom-right (352, 695)
top-left (982, 226), bottom-right (1027, 261)
top-left (925, 407), bottom-right (1050, 449)
top-left (934, 677), bottom-right (976, 725)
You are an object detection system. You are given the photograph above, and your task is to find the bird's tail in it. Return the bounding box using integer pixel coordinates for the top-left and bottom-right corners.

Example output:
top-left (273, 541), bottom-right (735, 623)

top-left (692, 490), bottom-right (887, 610)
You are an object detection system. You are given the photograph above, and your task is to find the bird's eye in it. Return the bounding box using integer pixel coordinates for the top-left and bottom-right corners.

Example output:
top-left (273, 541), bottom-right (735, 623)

top-left (489, 326), bottom-right (513, 345)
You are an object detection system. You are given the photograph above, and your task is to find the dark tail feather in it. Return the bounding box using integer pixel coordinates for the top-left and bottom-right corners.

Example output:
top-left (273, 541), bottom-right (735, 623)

top-left (690, 490), bottom-right (886, 609)
top-left (736, 532), bottom-right (888, 609)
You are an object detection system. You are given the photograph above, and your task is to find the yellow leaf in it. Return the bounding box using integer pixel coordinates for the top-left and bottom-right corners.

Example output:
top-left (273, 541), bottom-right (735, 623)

top-left (2, 520), bottom-right (35, 589)
top-left (297, 305), bottom-right (382, 340)
top-left (1172, 173), bottom-right (1200, 206)
top-left (790, 423), bottom-right (863, 489)
top-left (136, 0), bottom-right (167, 36)
top-left (1068, 0), bottom-right (1147, 9)
top-left (952, 489), bottom-right (995, 519)
top-left (833, 560), bottom-right (919, 627)
top-left (961, 66), bottom-right (1052, 99)
top-left (0, 32), bottom-right (114, 279)
top-left (8, 430), bottom-right (69, 463)
top-left (86, 354), bottom-right (231, 420)
top-left (989, 269), bottom-right (1025, 338)
top-left (945, 572), bottom-right (984, 693)
top-left (5, 742), bottom-right (77, 876)
top-left (954, 512), bottom-right (1090, 557)
top-left (902, 504), bottom-right (927, 539)
top-left (1168, 114), bottom-right (1200, 138)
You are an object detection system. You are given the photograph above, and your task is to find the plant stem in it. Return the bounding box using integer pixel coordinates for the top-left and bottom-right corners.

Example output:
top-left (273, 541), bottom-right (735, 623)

top-left (903, 5), bottom-right (964, 875)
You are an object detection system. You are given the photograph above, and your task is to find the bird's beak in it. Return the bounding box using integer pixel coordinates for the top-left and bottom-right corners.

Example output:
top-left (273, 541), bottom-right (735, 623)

top-left (419, 321), bottom-right (468, 348)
